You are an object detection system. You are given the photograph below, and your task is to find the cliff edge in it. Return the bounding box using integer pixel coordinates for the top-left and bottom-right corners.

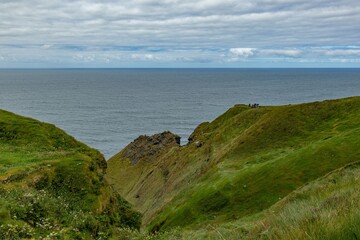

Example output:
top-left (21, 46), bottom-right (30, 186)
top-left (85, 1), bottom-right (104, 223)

top-left (106, 96), bottom-right (360, 232)
top-left (0, 110), bottom-right (141, 239)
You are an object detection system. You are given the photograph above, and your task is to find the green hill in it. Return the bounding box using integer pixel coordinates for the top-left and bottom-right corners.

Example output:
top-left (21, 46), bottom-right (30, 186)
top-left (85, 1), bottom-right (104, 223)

top-left (158, 161), bottom-right (360, 239)
top-left (0, 110), bottom-right (141, 239)
top-left (2, 96), bottom-right (359, 239)
top-left (106, 96), bottom-right (360, 233)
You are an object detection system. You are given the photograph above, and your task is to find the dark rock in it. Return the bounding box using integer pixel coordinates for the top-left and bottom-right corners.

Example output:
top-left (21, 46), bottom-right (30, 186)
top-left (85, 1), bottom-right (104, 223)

top-left (120, 131), bottom-right (180, 165)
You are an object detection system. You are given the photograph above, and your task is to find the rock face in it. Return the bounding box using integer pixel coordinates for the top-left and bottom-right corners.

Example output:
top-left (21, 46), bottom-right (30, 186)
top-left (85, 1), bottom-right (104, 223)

top-left (121, 131), bottom-right (180, 165)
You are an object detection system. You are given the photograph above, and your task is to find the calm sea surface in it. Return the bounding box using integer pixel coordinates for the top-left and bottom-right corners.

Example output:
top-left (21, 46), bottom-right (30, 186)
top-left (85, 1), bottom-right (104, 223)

top-left (0, 68), bottom-right (359, 159)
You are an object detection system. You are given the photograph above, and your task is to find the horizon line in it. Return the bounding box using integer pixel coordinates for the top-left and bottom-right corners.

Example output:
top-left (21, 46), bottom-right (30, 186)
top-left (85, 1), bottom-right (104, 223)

top-left (1, 67), bottom-right (359, 70)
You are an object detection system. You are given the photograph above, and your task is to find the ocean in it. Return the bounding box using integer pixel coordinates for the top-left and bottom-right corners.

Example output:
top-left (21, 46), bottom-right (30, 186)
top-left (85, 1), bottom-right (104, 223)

top-left (0, 68), bottom-right (359, 159)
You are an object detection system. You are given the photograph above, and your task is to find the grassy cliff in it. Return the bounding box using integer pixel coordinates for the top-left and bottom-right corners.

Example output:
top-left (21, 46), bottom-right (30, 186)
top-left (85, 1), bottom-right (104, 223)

top-left (0, 110), bottom-right (141, 239)
top-left (3, 95), bottom-right (358, 239)
top-left (106, 96), bottom-right (360, 234)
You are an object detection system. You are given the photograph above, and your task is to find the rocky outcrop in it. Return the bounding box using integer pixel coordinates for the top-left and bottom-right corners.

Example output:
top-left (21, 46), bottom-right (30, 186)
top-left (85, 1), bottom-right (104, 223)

top-left (121, 131), bottom-right (180, 165)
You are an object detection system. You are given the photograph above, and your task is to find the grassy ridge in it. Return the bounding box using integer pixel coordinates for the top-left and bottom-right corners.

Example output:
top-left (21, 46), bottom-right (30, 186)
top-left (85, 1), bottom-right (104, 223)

top-left (106, 97), bottom-right (360, 232)
top-left (0, 110), bottom-right (141, 239)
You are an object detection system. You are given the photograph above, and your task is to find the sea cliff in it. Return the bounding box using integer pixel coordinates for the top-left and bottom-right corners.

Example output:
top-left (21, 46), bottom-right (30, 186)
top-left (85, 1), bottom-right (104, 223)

top-left (1, 96), bottom-right (360, 239)
top-left (106, 96), bottom-right (360, 238)
top-left (0, 110), bottom-right (140, 239)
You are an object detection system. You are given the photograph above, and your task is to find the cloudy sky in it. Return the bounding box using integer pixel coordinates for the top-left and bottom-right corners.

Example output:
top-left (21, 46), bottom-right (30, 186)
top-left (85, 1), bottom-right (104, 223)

top-left (1, 0), bottom-right (360, 67)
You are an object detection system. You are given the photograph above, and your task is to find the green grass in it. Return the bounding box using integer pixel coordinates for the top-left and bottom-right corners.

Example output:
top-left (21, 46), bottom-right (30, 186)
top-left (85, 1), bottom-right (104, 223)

top-left (157, 161), bottom-right (360, 239)
top-left (2, 95), bottom-right (359, 239)
top-left (0, 109), bottom-right (141, 239)
top-left (106, 97), bottom-right (360, 232)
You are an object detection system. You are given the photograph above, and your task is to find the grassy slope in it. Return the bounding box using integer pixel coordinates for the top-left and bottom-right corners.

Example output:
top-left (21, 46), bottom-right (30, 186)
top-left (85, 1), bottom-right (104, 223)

top-left (0, 110), bottom-right (140, 239)
top-left (159, 161), bottom-right (360, 239)
top-left (106, 96), bottom-right (360, 232)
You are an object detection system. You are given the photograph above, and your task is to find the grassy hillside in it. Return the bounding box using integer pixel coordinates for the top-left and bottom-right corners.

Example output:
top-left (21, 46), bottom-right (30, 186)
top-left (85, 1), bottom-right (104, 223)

top-left (106, 96), bottom-right (360, 232)
top-left (0, 110), bottom-right (141, 239)
top-left (158, 161), bottom-right (360, 239)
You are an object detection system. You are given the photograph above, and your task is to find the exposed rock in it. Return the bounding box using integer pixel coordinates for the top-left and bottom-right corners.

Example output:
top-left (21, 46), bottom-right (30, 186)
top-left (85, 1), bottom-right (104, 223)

top-left (121, 131), bottom-right (180, 165)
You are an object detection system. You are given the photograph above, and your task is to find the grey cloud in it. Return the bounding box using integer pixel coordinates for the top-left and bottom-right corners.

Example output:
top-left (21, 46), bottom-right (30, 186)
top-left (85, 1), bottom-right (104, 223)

top-left (316, 49), bottom-right (360, 56)
top-left (0, 0), bottom-right (359, 66)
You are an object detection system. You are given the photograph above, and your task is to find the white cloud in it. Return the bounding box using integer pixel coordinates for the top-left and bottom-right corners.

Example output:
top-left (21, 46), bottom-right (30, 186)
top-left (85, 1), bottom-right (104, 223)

top-left (41, 44), bottom-right (53, 49)
top-left (73, 54), bottom-right (95, 62)
top-left (227, 48), bottom-right (303, 60)
top-left (131, 54), bottom-right (158, 61)
top-left (329, 58), bottom-right (360, 63)
top-left (229, 48), bottom-right (256, 57)
top-left (261, 49), bottom-right (302, 57)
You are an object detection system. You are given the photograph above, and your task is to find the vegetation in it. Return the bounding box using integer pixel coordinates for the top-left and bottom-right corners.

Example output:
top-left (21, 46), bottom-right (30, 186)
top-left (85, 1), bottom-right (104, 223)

top-left (107, 97), bottom-right (360, 237)
top-left (0, 109), bottom-right (141, 239)
top-left (157, 161), bottom-right (360, 239)
top-left (1, 96), bottom-right (359, 239)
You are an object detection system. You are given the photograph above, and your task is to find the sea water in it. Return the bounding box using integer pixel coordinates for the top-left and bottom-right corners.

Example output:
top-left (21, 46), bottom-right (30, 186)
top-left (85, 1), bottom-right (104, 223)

top-left (0, 68), bottom-right (359, 158)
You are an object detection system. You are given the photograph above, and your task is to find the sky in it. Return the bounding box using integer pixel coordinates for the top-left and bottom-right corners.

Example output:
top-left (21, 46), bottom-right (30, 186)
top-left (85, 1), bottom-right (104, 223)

top-left (1, 0), bottom-right (360, 68)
